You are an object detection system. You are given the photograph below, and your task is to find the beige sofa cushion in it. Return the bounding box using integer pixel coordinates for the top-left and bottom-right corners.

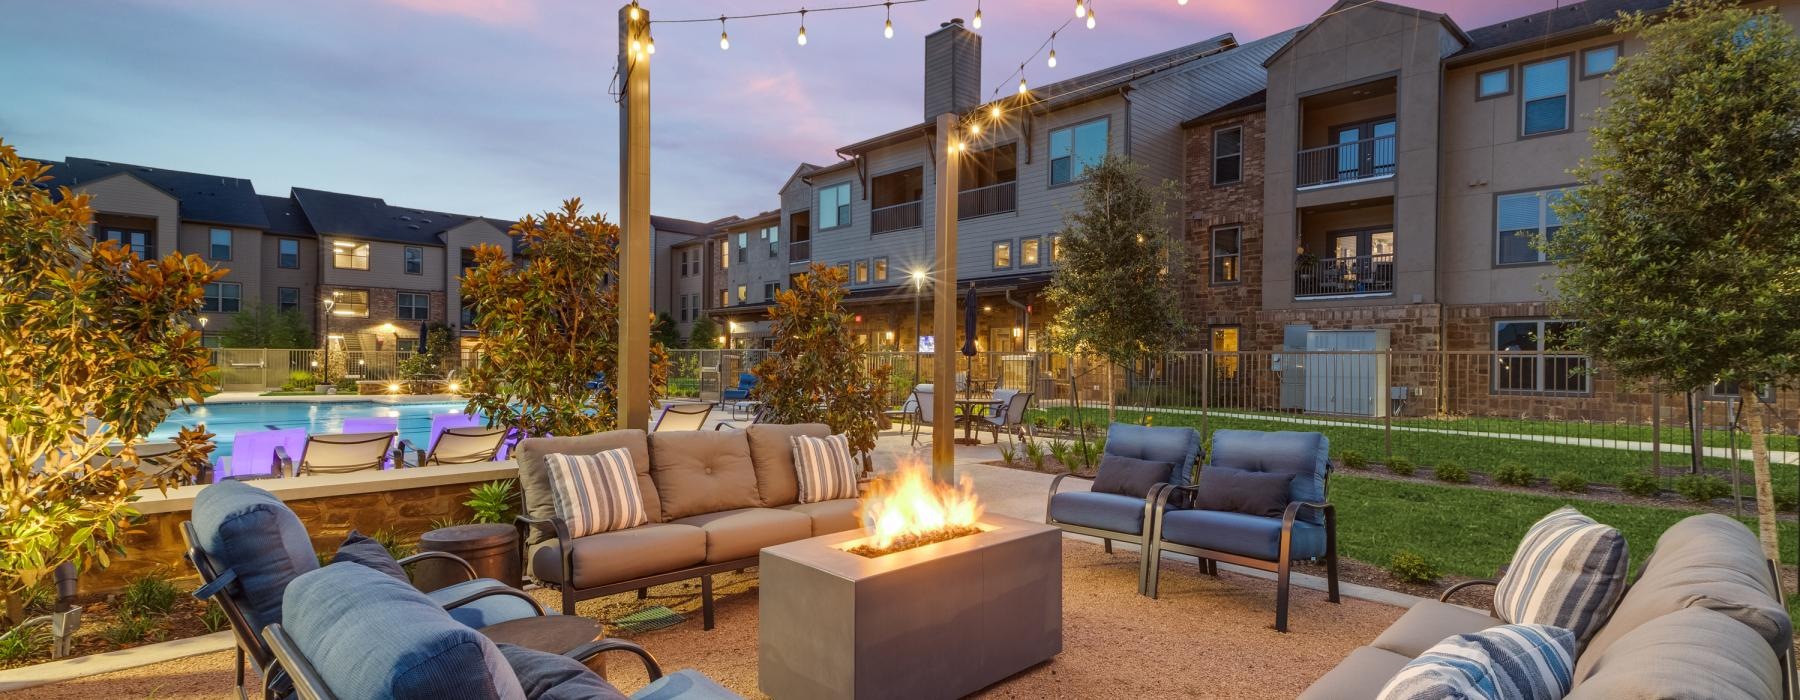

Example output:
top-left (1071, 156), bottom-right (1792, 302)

top-left (516, 430), bottom-right (658, 537)
top-left (1569, 607), bottom-right (1782, 699)
top-left (669, 507), bottom-right (813, 563)
top-left (648, 431), bottom-right (761, 520)
top-left (778, 498), bottom-right (862, 536)
top-left (1370, 600), bottom-right (1504, 658)
top-left (528, 522), bottom-right (704, 589)
top-left (1576, 514), bottom-right (1790, 679)
top-left (1296, 647), bottom-right (1412, 700)
top-left (745, 423), bottom-right (831, 507)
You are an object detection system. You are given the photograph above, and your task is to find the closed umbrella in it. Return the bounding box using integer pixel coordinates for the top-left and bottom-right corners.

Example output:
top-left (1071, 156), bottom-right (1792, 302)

top-left (962, 284), bottom-right (978, 397)
top-left (417, 320), bottom-right (430, 353)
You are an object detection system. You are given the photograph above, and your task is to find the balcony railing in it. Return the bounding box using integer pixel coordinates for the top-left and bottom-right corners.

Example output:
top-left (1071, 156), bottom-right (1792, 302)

top-left (958, 181), bottom-right (1017, 220)
top-left (789, 240), bottom-right (810, 262)
top-left (1294, 253), bottom-right (1394, 298)
top-left (1296, 134), bottom-right (1396, 188)
top-left (871, 201), bottom-right (922, 234)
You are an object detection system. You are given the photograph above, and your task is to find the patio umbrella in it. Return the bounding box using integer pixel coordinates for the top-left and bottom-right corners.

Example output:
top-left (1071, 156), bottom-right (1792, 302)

top-left (962, 284), bottom-right (978, 396)
top-left (417, 320), bottom-right (430, 352)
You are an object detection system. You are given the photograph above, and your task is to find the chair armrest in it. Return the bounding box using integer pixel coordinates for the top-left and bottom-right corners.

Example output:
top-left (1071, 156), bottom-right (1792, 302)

top-left (273, 445), bottom-right (294, 478)
top-left (433, 580), bottom-right (547, 618)
top-left (1153, 483), bottom-right (1194, 513)
top-left (397, 550), bottom-right (479, 582)
top-left (563, 638), bottom-right (664, 681)
top-left (515, 514), bottom-right (574, 585)
top-left (1046, 472), bottom-right (1094, 499)
top-left (1439, 579), bottom-right (1500, 604)
top-left (1280, 500), bottom-right (1334, 531)
top-left (394, 439), bottom-right (422, 469)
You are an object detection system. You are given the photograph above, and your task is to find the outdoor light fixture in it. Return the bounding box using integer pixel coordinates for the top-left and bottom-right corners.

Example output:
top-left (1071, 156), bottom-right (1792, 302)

top-left (628, 2), bottom-right (640, 21)
top-left (973, 0), bottom-right (983, 28)
top-left (719, 17), bottom-right (730, 49)
top-left (1087, 7), bottom-right (1097, 29)
top-left (1075, 0), bottom-right (1086, 18)
top-left (970, 123), bottom-right (981, 135)
top-left (883, 2), bottom-right (893, 38)
top-left (990, 104), bottom-right (1001, 119)
top-left (448, 382), bottom-right (461, 393)
top-left (646, 34), bottom-right (656, 54)
top-left (387, 383), bottom-right (401, 393)
top-left (1048, 47), bottom-right (1057, 68)
top-left (1018, 76), bottom-right (1028, 95)
top-left (797, 9), bottom-right (808, 45)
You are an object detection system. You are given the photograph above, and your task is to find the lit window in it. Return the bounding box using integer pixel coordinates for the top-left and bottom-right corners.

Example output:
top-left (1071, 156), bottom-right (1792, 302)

top-left (278, 238), bottom-right (300, 268)
top-left (1496, 188), bottom-right (1570, 265)
top-left (1049, 118), bottom-right (1109, 185)
top-left (1211, 226), bottom-right (1241, 284)
top-left (736, 285), bottom-right (747, 303)
top-left (1493, 320), bottom-right (1588, 394)
top-left (1521, 57), bottom-right (1570, 135)
top-left (1212, 126), bottom-right (1242, 185)
top-left (1050, 235), bottom-right (1063, 262)
top-left (209, 228), bottom-right (232, 260)
top-left (854, 260), bottom-right (870, 284)
top-left (333, 290), bottom-right (370, 317)
top-left (332, 240), bottom-right (370, 270)
top-left (1582, 45), bottom-right (1619, 77)
top-left (1210, 326), bottom-right (1240, 380)
top-left (993, 241), bottom-right (1012, 269)
top-left (203, 282), bottom-right (240, 313)
top-left (1020, 237), bottom-right (1041, 267)
top-left (397, 292), bottom-right (429, 321)
top-left (404, 246), bottom-right (424, 275)
top-left (818, 183), bottom-right (852, 229)
top-left (873, 257), bottom-right (889, 282)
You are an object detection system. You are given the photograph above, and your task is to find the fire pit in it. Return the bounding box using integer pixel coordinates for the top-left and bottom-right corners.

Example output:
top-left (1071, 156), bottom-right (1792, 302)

top-left (758, 466), bottom-right (1062, 699)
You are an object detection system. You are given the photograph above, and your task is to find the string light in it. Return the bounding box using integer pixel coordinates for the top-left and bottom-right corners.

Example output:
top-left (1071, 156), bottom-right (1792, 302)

top-left (973, 0), bottom-right (983, 29)
top-left (1047, 33), bottom-right (1057, 68)
top-left (646, 34), bottom-right (656, 54)
top-left (1075, 1), bottom-right (1086, 19)
top-left (970, 122), bottom-right (982, 136)
top-left (1086, 6), bottom-right (1097, 29)
top-left (1178, 0), bottom-right (1189, 4)
top-left (797, 9), bottom-right (808, 45)
top-left (989, 104), bottom-right (1001, 119)
top-left (719, 16), bottom-right (730, 50)
top-left (884, 2), bottom-right (894, 38)
top-left (628, 2), bottom-right (641, 21)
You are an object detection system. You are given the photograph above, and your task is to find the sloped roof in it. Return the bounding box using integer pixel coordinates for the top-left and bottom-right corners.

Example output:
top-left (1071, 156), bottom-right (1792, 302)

top-left (258, 195), bottom-right (315, 237)
top-left (291, 187), bottom-right (486, 246)
top-left (45, 157), bottom-right (270, 228)
top-left (650, 215), bottom-right (715, 237)
top-left (1263, 1), bottom-right (1470, 68)
top-left (1183, 90), bottom-right (1268, 127)
top-left (1458, 0), bottom-right (1672, 57)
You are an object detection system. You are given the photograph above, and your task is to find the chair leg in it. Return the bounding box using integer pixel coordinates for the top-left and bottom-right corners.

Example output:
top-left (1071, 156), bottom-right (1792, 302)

top-left (235, 646), bottom-right (248, 700)
top-left (561, 585), bottom-right (577, 616)
top-left (1146, 542), bottom-right (1163, 599)
top-left (637, 587), bottom-right (647, 600)
top-left (1103, 538), bottom-right (1113, 554)
top-left (700, 574), bottom-right (715, 631)
top-left (1274, 558), bottom-right (1291, 633)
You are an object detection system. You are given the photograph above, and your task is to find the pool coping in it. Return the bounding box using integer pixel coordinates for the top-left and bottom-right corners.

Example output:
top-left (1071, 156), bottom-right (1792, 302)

top-left (180, 392), bottom-right (469, 407)
top-left (133, 460), bottom-right (520, 515)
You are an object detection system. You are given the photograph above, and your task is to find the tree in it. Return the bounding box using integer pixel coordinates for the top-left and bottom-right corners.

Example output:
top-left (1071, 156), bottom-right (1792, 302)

top-left (219, 302), bottom-right (313, 348)
top-left (687, 315), bottom-right (721, 350)
top-left (1042, 155), bottom-right (1185, 436)
top-left (1546, 0), bottom-right (1800, 560)
top-left (0, 143), bottom-right (218, 623)
top-left (652, 312), bottom-right (682, 349)
top-left (461, 199), bottom-right (670, 438)
top-left (750, 264), bottom-right (892, 467)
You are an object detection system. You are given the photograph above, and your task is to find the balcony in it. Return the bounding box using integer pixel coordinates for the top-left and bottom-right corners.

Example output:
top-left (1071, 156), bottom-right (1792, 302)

top-left (789, 239), bottom-right (810, 262)
top-left (1296, 135), bottom-right (1395, 189)
top-left (1294, 253), bottom-right (1394, 299)
top-left (871, 201), bottom-right (921, 234)
top-left (958, 181), bottom-right (1016, 220)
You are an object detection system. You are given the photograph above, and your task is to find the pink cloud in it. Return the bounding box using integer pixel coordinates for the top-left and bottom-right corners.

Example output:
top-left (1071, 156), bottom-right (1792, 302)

top-left (377, 0), bottom-right (537, 24)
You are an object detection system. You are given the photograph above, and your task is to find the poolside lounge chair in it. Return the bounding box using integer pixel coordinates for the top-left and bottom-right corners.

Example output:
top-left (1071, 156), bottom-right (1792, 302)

top-left (653, 402), bottom-right (713, 432)
top-left (278, 432), bottom-right (398, 477)
top-left (396, 426), bottom-right (510, 467)
top-left (119, 441), bottom-right (207, 488)
top-left (712, 403), bottom-right (773, 431)
top-left (1046, 423), bottom-right (1201, 595)
top-left (216, 428), bottom-right (309, 482)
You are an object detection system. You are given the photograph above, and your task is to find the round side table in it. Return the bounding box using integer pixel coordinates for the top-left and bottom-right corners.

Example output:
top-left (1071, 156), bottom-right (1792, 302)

top-left (416, 523), bottom-right (521, 591)
top-left (480, 615), bottom-right (608, 677)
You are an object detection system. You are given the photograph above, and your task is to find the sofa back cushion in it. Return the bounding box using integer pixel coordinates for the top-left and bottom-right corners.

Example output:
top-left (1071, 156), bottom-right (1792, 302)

top-left (1493, 507), bottom-right (1628, 646)
top-left (1378, 624), bottom-right (1575, 700)
top-left (1207, 429), bottom-right (1329, 523)
top-left (283, 562), bottom-right (523, 699)
top-left (1104, 423), bottom-right (1202, 488)
top-left (1575, 513), bottom-right (1791, 678)
top-left (516, 431), bottom-right (657, 535)
top-left (191, 480), bottom-right (320, 635)
top-left (746, 422), bottom-right (831, 506)
top-left (1569, 607), bottom-right (1781, 699)
top-left (648, 430), bottom-right (761, 520)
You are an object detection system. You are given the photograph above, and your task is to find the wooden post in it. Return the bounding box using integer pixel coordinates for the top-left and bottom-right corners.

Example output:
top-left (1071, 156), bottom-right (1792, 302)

top-left (617, 3), bottom-right (652, 431)
top-left (931, 113), bottom-right (960, 483)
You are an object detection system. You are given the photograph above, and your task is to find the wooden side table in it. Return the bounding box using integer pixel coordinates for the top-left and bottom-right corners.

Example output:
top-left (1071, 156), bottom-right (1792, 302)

top-left (416, 523), bottom-right (521, 592)
top-left (480, 615), bottom-right (608, 677)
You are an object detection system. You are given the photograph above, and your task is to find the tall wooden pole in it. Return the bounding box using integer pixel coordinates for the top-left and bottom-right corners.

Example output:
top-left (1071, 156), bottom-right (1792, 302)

top-left (617, 3), bottom-right (652, 431)
top-left (930, 113), bottom-right (960, 482)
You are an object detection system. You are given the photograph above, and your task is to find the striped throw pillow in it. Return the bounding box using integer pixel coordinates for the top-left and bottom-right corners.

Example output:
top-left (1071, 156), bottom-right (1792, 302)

top-left (545, 449), bottom-right (648, 538)
top-left (1378, 624), bottom-right (1575, 700)
top-left (1493, 506), bottom-right (1628, 645)
top-left (791, 434), bottom-right (859, 503)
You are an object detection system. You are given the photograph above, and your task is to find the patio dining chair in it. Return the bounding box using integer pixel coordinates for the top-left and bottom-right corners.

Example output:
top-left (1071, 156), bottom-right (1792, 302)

top-left (277, 432), bottom-right (398, 477)
top-left (654, 402), bottom-right (714, 432)
top-left (910, 387), bottom-right (939, 446)
top-left (967, 390), bottom-right (1033, 446)
top-left (396, 425), bottom-right (510, 468)
top-left (883, 390), bottom-right (920, 432)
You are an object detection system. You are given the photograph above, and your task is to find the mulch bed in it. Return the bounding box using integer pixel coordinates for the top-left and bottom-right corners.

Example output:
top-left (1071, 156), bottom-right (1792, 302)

top-left (1, 582), bottom-right (221, 671)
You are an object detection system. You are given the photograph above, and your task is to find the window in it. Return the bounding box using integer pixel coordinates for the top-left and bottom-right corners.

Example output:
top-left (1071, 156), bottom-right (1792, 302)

top-left (397, 292), bottom-right (429, 321)
top-left (1020, 237), bottom-right (1041, 267)
top-left (1494, 320), bottom-right (1588, 394)
top-left (854, 260), bottom-right (870, 284)
top-left (277, 238), bottom-right (300, 269)
top-left (1477, 67), bottom-right (1512, 98)
top-left (719, 289), bottom-right (729, 307)
top-left (992, 241), bottom-right (1012, 270)
top-left (818, 182), bottom-right (851, 229)
top-left (789, 211), bottom-right (812, 260)
top-left (870, 168), bottom-right (925, 234)
top-left (736, 232), bottom-right (748, 263)
top-left (1049, 117), bottom-right (1109, 185)
top-left (1582, 44), bottom-right (1619, 78)
top-left (403, 246), bottom-right (424, 275)
top-left (209, 228), bottom-right (232, 260)
top-left (203, 282), bottom-right (241, 313)
top-left (1496, 188), bottom-right (1570, 265)
top-left (332, 240), bottom-right (370, 270)
top-left (332, 290), bottom-right (370, 317)
top-left (873, 257), bottom-right (888, 282)
top-left (460, 247), bottom-right (478, 273)
top-left (1521, 57), bottom-right (1571, 135)
top-left (763, 282), bottom-right (779, 300)
top-left (277, 287), bottom-right (300, 313)
top-left (1211, 226), bottom-right (1241, 284)
top-left (1050, 235), bottom-right (1064, 262)
top-left (1709, 380), bottom-right (1775, 402)
top-left (1212, 126), bottom-right (1243, 185)
top-left (736, 285), bottom-right (747, 304)
top-left (764, 226), bottom-right (780, 257)
top-left (1210, 326), bottom-right (1241, 380)
top-left (101, 228), bottom-right (150, 258)
top-left (679, 295), bottom-right (692, 322)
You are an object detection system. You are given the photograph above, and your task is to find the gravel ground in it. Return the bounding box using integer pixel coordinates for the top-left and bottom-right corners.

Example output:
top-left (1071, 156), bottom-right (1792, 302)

top-left (12, 538), bottom-right (1401, 699)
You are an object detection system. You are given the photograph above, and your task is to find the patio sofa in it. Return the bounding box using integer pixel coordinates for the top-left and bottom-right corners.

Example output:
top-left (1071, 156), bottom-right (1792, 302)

top-left (514, 423), bottom-right (859, 629)
top-left (1300, 513), bottom-right (1795, 699)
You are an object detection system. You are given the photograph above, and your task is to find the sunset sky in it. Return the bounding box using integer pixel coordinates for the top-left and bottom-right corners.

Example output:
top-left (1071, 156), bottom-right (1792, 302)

top-left (1, 0), bottom-right (1570, 223)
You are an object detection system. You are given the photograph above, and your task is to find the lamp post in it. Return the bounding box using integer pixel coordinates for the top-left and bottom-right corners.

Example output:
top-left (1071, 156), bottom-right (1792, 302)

top-left (911, 268), bottom-right (927, 385)
top-left (320, 293), bottom-right (337, 385)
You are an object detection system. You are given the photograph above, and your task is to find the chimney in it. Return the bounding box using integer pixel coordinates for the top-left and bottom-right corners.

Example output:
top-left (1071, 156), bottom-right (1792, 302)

top-left (923, 18), bottom-right (981, 121)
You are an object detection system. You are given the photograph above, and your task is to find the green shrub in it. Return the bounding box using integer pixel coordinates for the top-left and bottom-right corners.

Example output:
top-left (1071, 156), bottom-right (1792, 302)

top-left (1024, 440), bottom-right (1047, 471)
top-left (370, 529), bottom-right (417, 559)
top-left (0, 625), bottom-right (47, 662)
top-left (1338, 451), bottom-right (1368, 470)
top-left (1776, 488), bottom-right (1798, 513)
top-left (1432, 461), bottom-right (1469, 484)
top-left (1673, 475), bottom-right (1732, 503)
top-left (1055, 417), bottom-right (1073, 432)
top-left (1048, 441), bottom-right (1074, 471)
top-left (334, 377), bottom-right (358, 394)
top-left (1550, 471), bottom-right (1588, 493)
top-left (1492, 462), bottom-right (1535, 487)
top-left (281, 370), bottom-right (317, 391)
top-left (100, 614), bottom-right (158, 645)
top-left (1385, 457), bottom-right (1416, 477)
top-left (200, 602), bottom-right (230, 634)
top-left (1032, 416), bottom-right (1049, 430)
top-left (1138, 414), bottom-right (1154, 426)
top-left (1387, 551), bottom-right (1440, 585)
top-left (19, 585), bottom-right (54, 616)
top-left (464, 480), bottom-right (518, 524)
top-left (120, 574), bottom-right (180, 617)
top-left (1618, 471), bottom-right (1662, 498)
top-left (997, 444), bottom-right (1018, 466)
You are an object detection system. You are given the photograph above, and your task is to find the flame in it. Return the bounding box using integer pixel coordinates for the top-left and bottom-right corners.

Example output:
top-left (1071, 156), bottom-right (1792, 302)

top-left (857, 461), bottom-right (984, 550)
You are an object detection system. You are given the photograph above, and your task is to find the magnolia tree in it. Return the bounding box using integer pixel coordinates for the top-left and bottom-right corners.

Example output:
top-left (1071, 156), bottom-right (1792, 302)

top-left (461, 199), bottom-right (669, 437)
top-left (0, 143), bottom-right (219, 623)
top-left (1547, 0), bottom-right (1800, 560)
top-left (1043, 155), bottom-right (1185, 445)
top-left (750, 263), bottom-right (892, 467)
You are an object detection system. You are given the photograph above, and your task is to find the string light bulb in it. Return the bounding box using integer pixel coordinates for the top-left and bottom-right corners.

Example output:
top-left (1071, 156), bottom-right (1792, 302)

top-left (1018, 75), bottom-right (1028, 95)
top-left (970, 122), bottom-right (982, 136)
top-left (990, 104), bottom-right (1001, 119)
top-left (719, 17), bottom-right (730, 50)
top-left (973, 1), bottom-right (983, 29)
top-left (645, 34), bottom-right (656, 55)
top-left (1179, 0), bottom-right (1189, 4)
top-left (1075, 0), bottom-right (1086, 18)
top-left (1086, 7), bottom-right (1097, 29)
top-left (1048, 34), bottom-right (1057, 68)
top-left (797, 10), bottom-right (808, 45)
top-left (884, 2), bottom-right (893, 38)
top-left (628, 2), bottom-right (641, 21)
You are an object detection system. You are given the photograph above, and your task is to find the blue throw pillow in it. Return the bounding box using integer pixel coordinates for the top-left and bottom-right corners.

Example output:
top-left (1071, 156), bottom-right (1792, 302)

top-left (1192, 467), bottom-right (1294, 517)
top-left (1378, 624), bottom-right (1575, 700)
top-left (332, 530), bottom-right (409, 583)
top-left (1091, 454), bottom-right (1174, 499)
top-left (497, 643), bottom-right (628, 700)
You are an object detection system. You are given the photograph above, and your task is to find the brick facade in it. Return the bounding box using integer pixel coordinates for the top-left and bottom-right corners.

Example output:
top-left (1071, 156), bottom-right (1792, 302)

top-left (319, 284), bottom-right (447, 348)
top-left (1182, 111), bottom-right (1266, 349)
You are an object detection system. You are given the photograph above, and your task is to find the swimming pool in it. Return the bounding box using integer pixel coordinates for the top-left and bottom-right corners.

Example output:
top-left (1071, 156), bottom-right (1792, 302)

top-left (149, 400), bottom-right (475, 457)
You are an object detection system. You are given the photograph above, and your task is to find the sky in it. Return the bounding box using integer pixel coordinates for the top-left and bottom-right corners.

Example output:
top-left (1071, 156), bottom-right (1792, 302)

top-left (0, 0), bottom-right (1565, 224)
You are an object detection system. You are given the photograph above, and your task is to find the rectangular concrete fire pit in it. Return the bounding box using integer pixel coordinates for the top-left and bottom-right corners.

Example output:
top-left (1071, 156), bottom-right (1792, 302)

top-left (758, 513), bottom-right (1062, 699)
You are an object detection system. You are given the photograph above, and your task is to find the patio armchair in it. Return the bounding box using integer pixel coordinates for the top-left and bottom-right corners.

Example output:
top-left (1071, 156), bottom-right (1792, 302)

top-left (396, 425), bottom-right (510, 468)
top-left (1147, 429), bottom-right (1339, 633)
top-left (277, 431), bottom-right (398, 477)
top-left (1045, 423), bottom-right (1201, 595)
top-left (966, 390), bottom-right (1032, 445)
top-left (719, 372), bottom-right (757, 403)
top-left (654, 402), bottom-right (714, 432)
top-left (184, 480), bottom-right (544, 700)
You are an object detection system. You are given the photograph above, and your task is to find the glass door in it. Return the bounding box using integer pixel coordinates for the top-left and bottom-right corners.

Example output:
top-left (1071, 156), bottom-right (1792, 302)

top-left (1331, 118), bottom-right (1396, 181)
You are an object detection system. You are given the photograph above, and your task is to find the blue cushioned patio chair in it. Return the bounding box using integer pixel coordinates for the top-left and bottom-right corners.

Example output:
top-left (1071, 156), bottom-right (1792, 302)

top-left (1147, 429), bottom-right (1339, 632)
top-left (264, 562), bottom-right (739, 700)
top-left (1045, 423), bottom-right (1202, 595)
top-left (719, 373), bottom-right (757, 403)
top-left (184, 480), bottom-right (547, 699)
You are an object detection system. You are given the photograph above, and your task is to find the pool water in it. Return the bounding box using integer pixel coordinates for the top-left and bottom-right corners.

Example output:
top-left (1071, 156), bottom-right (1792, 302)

top-left (149, 400), bottom-right (475, 457)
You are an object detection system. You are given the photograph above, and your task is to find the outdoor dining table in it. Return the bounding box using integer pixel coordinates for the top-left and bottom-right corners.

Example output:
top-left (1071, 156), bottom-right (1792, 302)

top-left (953, 394), bottom-right (1002, 445)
